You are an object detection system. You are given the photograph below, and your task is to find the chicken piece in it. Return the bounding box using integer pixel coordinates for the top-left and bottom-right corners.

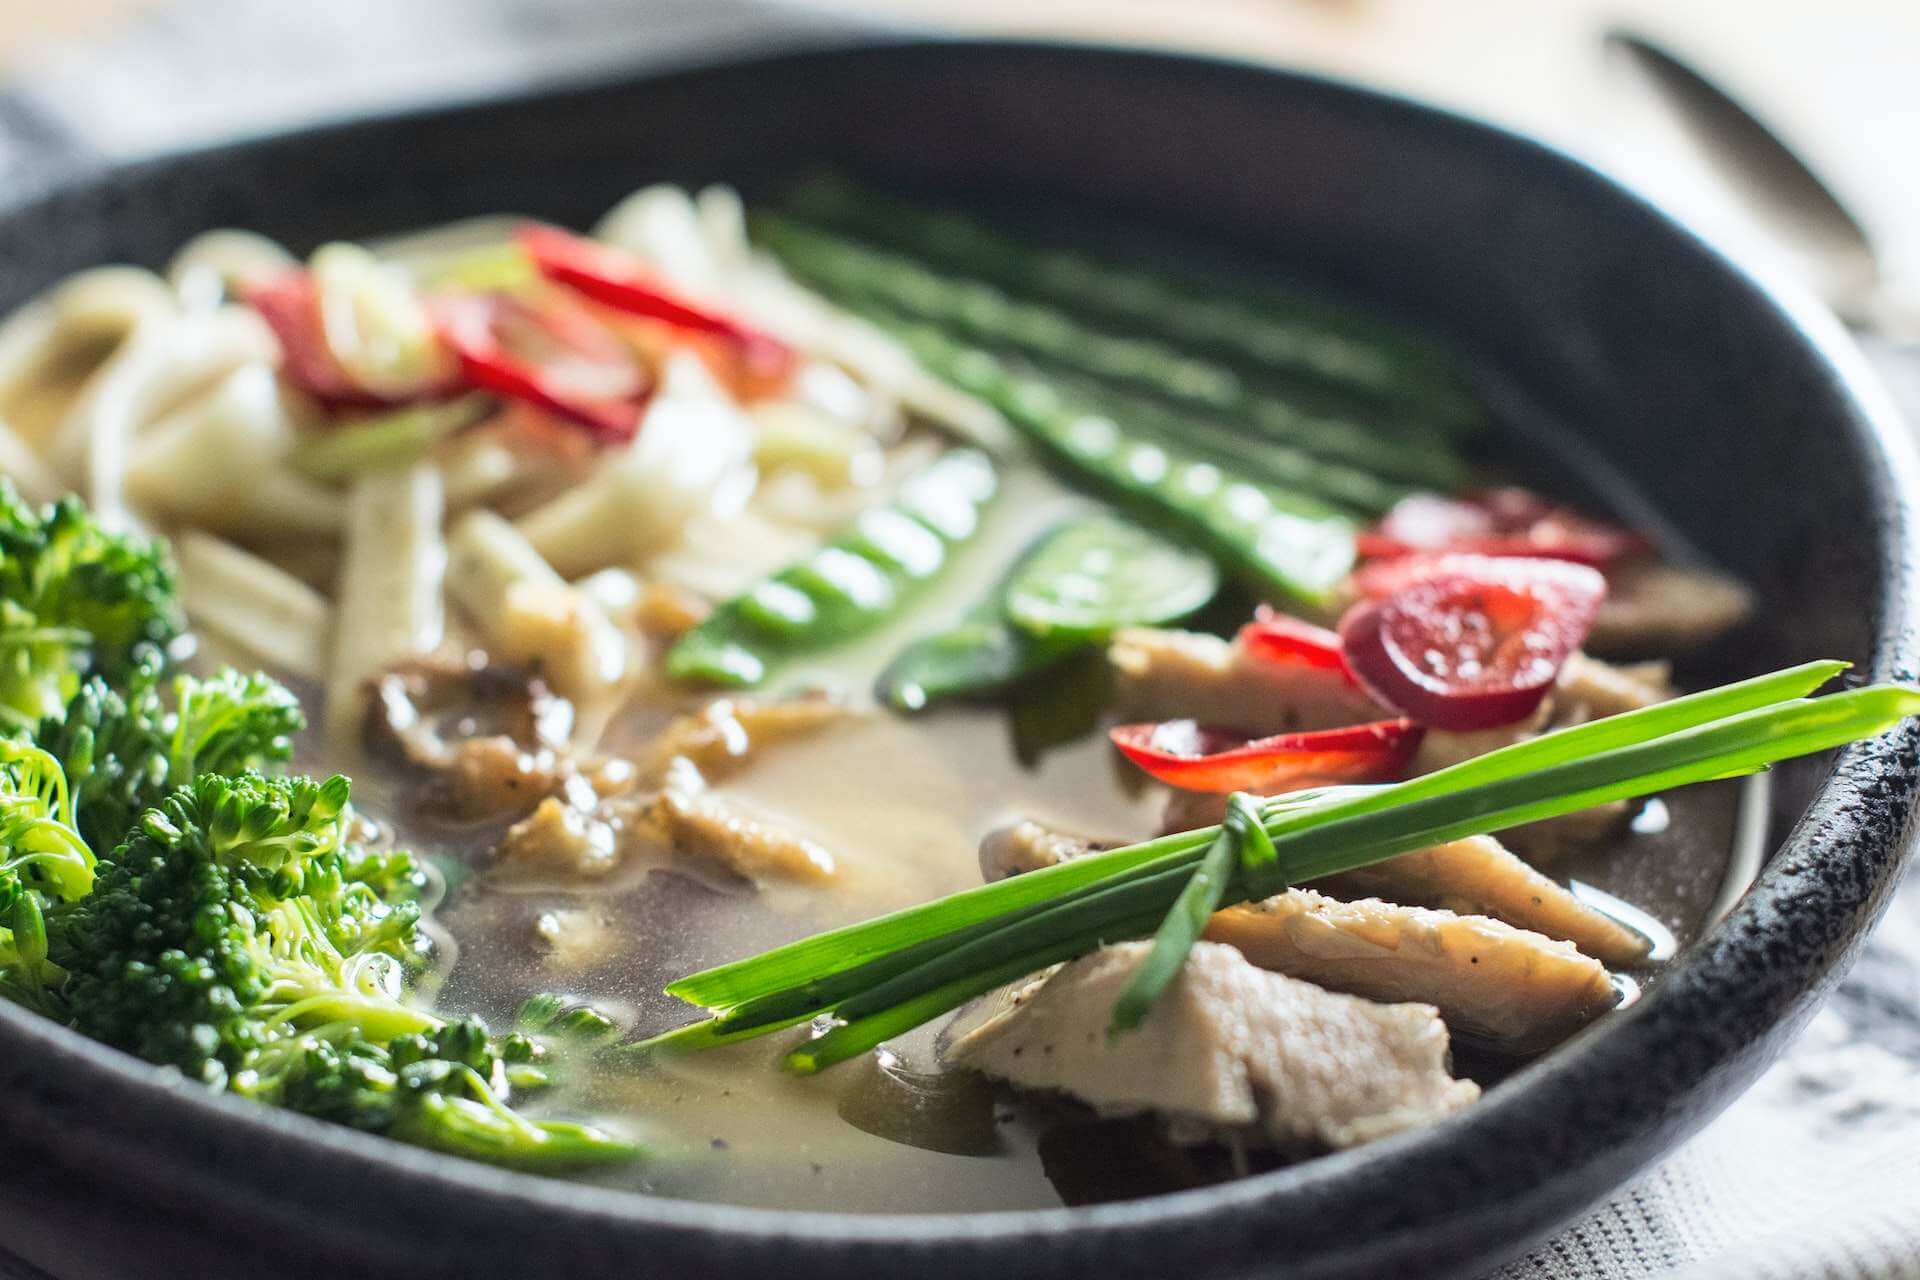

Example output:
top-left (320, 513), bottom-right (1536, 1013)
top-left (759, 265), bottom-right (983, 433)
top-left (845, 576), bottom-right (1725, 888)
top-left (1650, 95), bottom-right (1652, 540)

top-left (637, 695), bottom-right (848, 783)
top-left (1203, 889), bottom-right (1619, 1052)
top-left (979, 820), bottom-right (1114, 882)
top-left (364, 653), bottom-right (576, 820)
top-left (980, 819), bottom-right (1622, 1047)
top-left (1402, 653), bottom-right (1673, 855)
top-left (1108, 627), bottom-right (1380, 734)
top-left (949, 941), bottom-right (1479, 1150)
top-left (1314, 835), bottom-right (1651, 967)
top-left (1589, 561), bottom-right (1753, 657)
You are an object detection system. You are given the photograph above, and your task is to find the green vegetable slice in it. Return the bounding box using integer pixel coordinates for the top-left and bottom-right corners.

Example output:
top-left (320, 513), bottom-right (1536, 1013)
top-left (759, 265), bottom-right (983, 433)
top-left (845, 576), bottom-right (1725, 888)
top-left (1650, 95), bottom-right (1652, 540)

top-left (1003, 513), bottom-right (1218, 641)
top-left (667, 449), bottom-right (999, 688)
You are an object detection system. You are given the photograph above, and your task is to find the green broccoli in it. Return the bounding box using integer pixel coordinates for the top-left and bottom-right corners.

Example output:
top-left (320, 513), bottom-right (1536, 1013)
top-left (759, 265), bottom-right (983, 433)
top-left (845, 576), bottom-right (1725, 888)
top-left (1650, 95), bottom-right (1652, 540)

top-left (32, 657), bottom-right (303, 854)
top-left (0, 738), bottom-right (97, 1015)
top-left (55, 771), bottom-right (636, 1168)
top-left (0, 484), bottom-right (182, 729)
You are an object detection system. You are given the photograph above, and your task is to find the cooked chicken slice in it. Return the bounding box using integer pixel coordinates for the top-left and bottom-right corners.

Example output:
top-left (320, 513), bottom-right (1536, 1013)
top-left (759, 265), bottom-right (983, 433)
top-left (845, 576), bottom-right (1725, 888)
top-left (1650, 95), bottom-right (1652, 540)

top-left (975, 818), bottom-right (1624, 1047)
top-left (1314, 835), bottom-right (1651, 967)
top-left (364, 653), bottom-right (576, 820)
top-left (979, 820), bottom-right (1114, 882)
top-left (1553, 652), bottom-right (1674, 720)
top-left (1203, 889), bottom-right (1619, 1051)
top-left (1109, 627), bottom-right (1380, 733)
top-left (1401, 653), bottom-right (1673, 854)
top-left (497, 791), bottom-right (622, 879)
top-left (1589, 561), bottom-right (1753, 657)
top-left (949, 941), bottom-right (1479, 1150)
top-left (638, 695), bottom-right (848, 783)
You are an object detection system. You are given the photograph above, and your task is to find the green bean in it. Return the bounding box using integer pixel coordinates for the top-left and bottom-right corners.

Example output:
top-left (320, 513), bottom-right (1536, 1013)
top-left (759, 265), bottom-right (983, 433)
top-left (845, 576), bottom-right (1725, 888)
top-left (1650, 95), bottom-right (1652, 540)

top-left (877, 513), bottom-right (1218, 711)
top-left (754, 215), bottom-right (1463, 486)
top-left (1033, 365), bottom-right (1429, 511)
top-left (665, 449), bottom-right (998, 687)
top-left (781, 177), bottom-right (1485, 435)
top-left (872, 312), bottom-right (1356, 607)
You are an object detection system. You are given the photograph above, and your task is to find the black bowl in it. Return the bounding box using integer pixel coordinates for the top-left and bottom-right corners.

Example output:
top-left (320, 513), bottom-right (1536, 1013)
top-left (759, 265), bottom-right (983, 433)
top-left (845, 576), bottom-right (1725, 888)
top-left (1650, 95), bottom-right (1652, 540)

top-left (0, 37), bottom-right (1915, 1280)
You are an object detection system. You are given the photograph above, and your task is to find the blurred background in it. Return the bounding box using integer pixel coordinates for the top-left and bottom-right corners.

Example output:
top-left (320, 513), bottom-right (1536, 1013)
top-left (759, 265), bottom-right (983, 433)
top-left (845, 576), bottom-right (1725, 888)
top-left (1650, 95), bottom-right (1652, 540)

top-left (1, 2), bottom-right (1917, 1278)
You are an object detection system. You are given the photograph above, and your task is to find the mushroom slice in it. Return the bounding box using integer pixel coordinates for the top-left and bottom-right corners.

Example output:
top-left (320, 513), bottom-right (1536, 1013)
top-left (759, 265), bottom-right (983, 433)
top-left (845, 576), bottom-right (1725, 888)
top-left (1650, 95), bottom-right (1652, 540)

top-left (615, 762), bottom-right (838, 885)
top-left (1203, 889), bottom-right (1620, 1052)
top-left (636, 694), bottom-right (848, 784)
top-left (949, 940), bottom-right (1479, 1151)
top-left (364, 652), bottom-right (575, 820)
top-left (1313, 835), bottom-right (1651, 967)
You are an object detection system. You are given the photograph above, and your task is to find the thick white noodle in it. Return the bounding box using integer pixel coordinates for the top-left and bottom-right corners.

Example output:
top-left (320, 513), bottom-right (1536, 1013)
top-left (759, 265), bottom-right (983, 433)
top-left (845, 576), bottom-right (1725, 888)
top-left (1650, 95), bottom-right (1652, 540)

top-left (175, 528), bottom-right (332, 679)
top-left (515, 351), bottom-right (753, 577)
top-left (50, 304), bottom-right (276, 529)
top-left (446, 508), bottom-right (628, 708)
top-left (166, 230), bottom-right (295, 311)
top-left (0, 418), bottom-right (65, 504)
top-left (327, 463), bottom-right (446, 743)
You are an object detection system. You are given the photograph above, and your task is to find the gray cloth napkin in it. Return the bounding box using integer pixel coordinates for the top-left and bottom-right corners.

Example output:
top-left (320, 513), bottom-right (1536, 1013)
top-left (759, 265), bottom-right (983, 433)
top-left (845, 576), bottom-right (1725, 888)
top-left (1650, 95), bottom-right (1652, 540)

top-left (4, 4), bottom-right (1919, 1277)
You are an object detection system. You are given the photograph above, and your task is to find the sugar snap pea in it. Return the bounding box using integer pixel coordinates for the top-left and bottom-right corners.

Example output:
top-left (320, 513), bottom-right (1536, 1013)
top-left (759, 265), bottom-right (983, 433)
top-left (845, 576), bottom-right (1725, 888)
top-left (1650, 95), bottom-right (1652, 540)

top-left (877, 513), bottom-right (1218, 711)
top-left (753, 215), bottom-right (1463, 486)
top-left (777, 179), bottom-right (1486, 436)
top-left (666, 449), bottom-right (998, 687)
top-left (863, 311), bottom-right (1356, 607)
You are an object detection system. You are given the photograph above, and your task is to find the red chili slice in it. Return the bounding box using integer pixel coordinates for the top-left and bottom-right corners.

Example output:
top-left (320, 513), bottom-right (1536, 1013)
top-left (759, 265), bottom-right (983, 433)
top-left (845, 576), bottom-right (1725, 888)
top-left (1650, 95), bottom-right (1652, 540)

top-left (1110, 718), bottom-right (1423, 794)
top-left (1236, 607), bottom-right (1354, 683)
top-left (1358, 488), bottom-right (1648, 567)
top-left (1338, 557), bottom-right (1607, 732)
top-left (436, 293), bottom-right (652, 442)
top-left (245, 271), bottom-right (447, 411)
top-left (518, 223), bottom-right (795, 385)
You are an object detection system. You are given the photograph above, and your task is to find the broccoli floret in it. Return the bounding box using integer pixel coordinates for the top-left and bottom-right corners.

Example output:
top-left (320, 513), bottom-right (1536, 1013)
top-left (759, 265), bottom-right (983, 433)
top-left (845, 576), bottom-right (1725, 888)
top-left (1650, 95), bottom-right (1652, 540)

top-left (0, 738), bottom-right (97, 1015)
top-left (32, 658), bottom-right (303, 854)
top-left (54, 771), bottom-right (635, 1168)
top-left (0, 484), bottom-right (182, 729)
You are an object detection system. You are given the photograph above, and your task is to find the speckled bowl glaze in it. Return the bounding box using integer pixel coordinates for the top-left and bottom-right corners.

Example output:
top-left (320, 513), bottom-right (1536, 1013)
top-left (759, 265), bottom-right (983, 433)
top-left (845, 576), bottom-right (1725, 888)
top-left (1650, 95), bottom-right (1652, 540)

top-left (0, 37), bottom-right (1914, 1280)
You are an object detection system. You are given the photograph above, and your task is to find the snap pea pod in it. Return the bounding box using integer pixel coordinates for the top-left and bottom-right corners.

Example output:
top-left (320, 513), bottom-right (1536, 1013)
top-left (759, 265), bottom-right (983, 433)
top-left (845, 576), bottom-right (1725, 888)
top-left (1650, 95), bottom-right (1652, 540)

top-left (878, 513), bottom-right (1219, 711)
top-left (666, 449), bottom-right (998, 687)
top-left (867, 311), bottom-right (1356, 607)
top-left (1033, 366), bottom-right (1423, 513)
top-left (754, 215), bottom-right (1463, 487)
top-left (780, 177), bottom-right (1485, 436)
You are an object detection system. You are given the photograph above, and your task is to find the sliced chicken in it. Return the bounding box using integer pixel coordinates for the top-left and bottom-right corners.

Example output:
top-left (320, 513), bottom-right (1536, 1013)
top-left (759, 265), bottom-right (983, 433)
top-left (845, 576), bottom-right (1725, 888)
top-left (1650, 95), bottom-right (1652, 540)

top-left (1108, 627), bottom-right (1380, 734)
top-left (1589, 561), bottom-right (1753, 657)
top-left (1203, 889), bottom-right (1619, 1051)
top-left (949, 940), bottom-right (1479, 1150)
top-left (979, 820), bottom-right (1114, 882)
top-left (975, 822), bottom-right (1621, 1048)
top-left (1314, 835), bottom-right (1651, 967)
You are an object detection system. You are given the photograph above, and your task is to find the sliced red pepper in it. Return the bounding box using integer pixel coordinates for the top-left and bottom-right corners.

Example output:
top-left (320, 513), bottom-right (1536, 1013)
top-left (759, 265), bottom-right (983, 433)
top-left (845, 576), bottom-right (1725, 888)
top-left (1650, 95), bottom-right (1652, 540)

top-left (1236, 606), bottom-right (1355, 683)
top-left (1357, 488), bottom-right (1648, 567)
top-left (1111, 718), bottom-right (1422, 794)
top-left (1338, 556), bottom-right (1607, 732)
top-left (245, 271), bottom-right (448, 411)
top-left (518, 223), bottom-right (795, 386)
top-left (436, 293), bottom-right (653, 442)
